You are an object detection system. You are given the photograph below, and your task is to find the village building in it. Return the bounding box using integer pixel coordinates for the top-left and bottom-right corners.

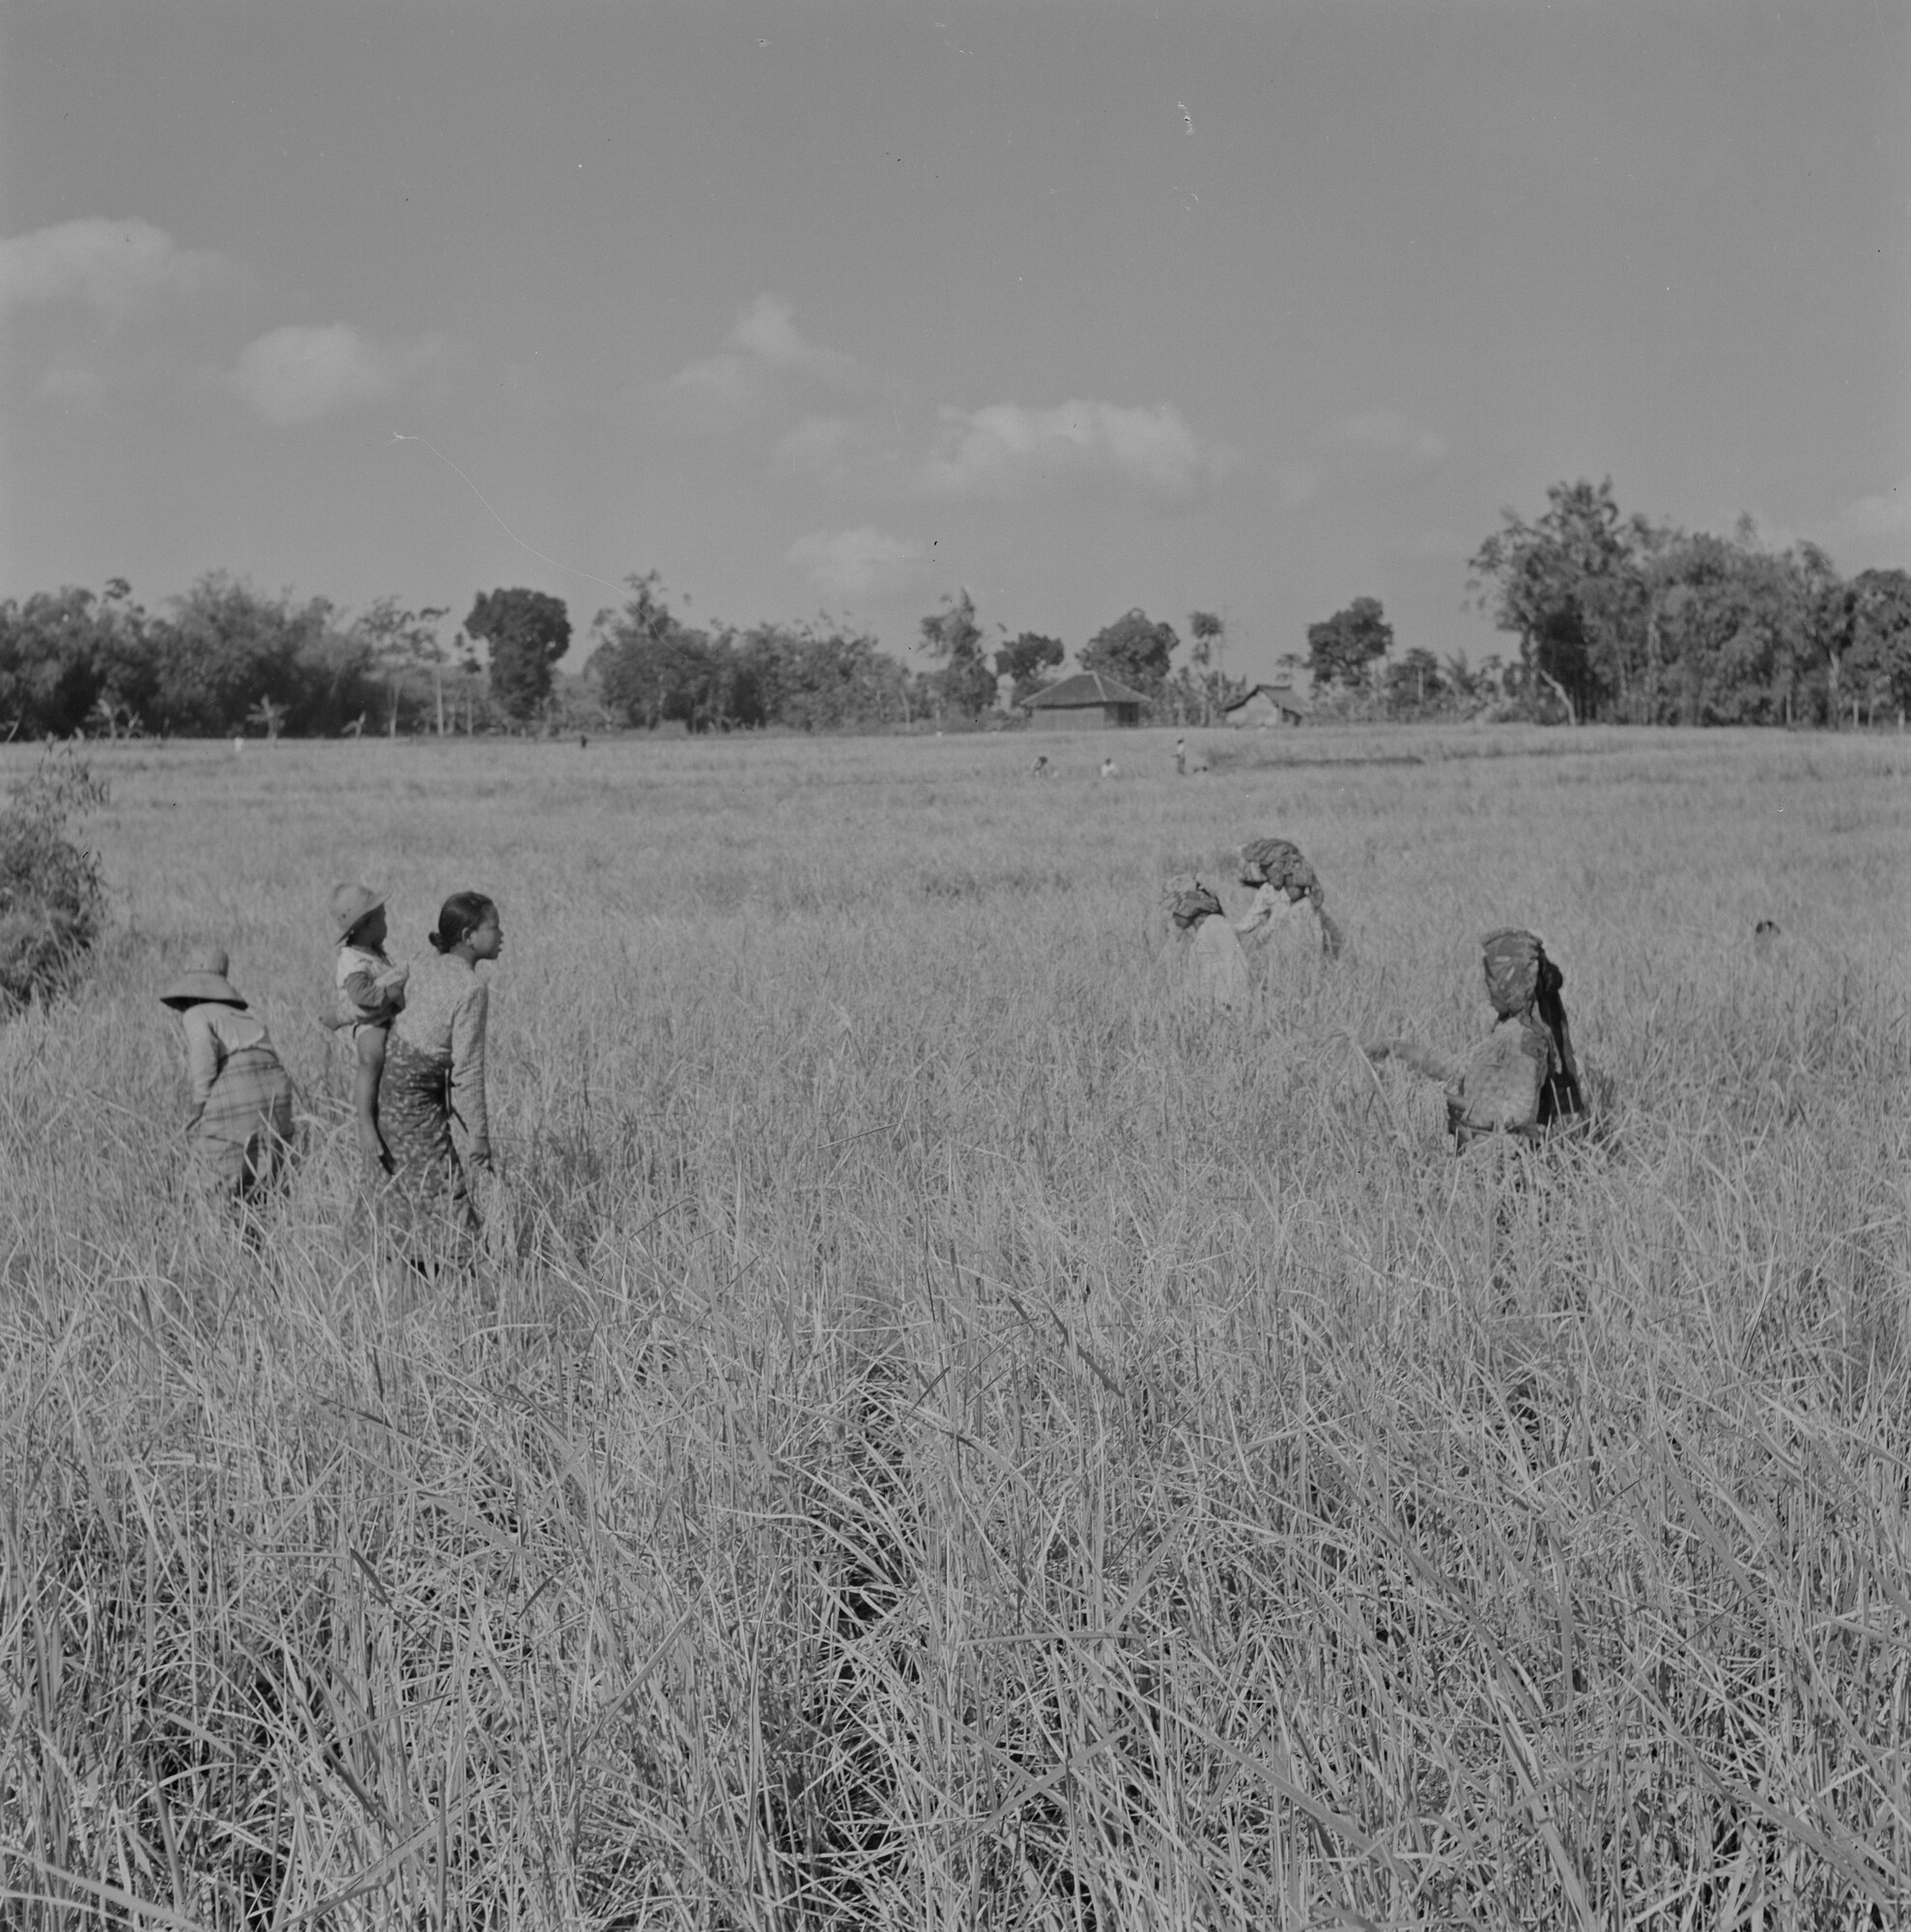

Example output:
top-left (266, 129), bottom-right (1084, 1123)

top-left (1023, 670), bottom-right (1150, 730)
top-left (1223, 681), bottom-right (1312, 728)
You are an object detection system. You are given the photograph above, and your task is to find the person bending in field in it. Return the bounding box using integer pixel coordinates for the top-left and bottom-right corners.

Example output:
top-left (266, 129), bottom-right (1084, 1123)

top-left (1235, 837), bottom-right (1344, 959)
top-left (1366, 927), bottom-right (1585, 1151)
top-left (160, 948), bottom-right (297, 1207)
top-left (1167, 880), bottom-right (1251, 1011)
top-left (325, 882), bottom-right (409, 1040)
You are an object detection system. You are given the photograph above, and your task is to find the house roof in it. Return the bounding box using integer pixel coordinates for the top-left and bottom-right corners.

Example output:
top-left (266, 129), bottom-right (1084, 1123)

top-left (1025, 669), bottom-right (1151, 709)
top-left (1224, 681), bottom-right (1312, 715)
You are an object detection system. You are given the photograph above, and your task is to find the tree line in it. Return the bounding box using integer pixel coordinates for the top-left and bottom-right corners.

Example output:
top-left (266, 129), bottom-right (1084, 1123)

top-left (586, 578), bottom-right (1245, 732)
top-left (5, 482), bottom-right (1904, 739)
top-left (1465, 480), bottom-right (1911, 727)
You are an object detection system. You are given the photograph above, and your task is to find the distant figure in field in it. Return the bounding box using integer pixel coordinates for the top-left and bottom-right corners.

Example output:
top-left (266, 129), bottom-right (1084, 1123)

top-left (1236, 837), bottom-right (1344, 959)
top-left (324, 883), bottom-right (408, 1042)
top-left (1168, 881), bottom-right (1252, 1010)
top-left (1367, 928), bottom-right (1585, 1151)
top-left (1173, 737), bottom-right (1187, 776)
top-left (358, 892), bottom-right (500, 1248)
top-left (1099, 756), bottom-right (1118, 780)
top-left (159, 948), bottom-right (296, 1205)
top-left (1753, 918), bottom-right (1781, 956)
top-left (1030, 753), bottom-right (1050, 778)
top-left (580, 734), bottom-right (588, 750)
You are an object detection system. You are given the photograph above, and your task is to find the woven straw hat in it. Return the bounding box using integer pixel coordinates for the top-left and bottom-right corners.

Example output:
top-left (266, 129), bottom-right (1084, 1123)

top-left (159, 946), bottom-right (247, 1009)
top-left (329, 882), bottom-right (385, 942)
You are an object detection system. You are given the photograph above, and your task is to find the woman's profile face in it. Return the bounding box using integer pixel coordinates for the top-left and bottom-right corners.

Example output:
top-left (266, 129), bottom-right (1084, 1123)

top-left (469, 911), bottom-right (503, 962)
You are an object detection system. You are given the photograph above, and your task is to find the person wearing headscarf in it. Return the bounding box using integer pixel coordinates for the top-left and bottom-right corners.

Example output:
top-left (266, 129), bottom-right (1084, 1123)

top-left (159, 948), bottom-right (297, 1202)
top-left (1367, 927), bottom-right (1585, 1151)
top-left (1235, 837), bottom-right (1344, 958)
top-left (357, 891), bottom-right (500, 1240)
top-left (1167, 879), bottom-right (1252, 1010)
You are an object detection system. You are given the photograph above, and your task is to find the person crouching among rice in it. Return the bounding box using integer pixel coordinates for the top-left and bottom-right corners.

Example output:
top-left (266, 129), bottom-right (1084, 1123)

top-left (159, 948), bottom-right (297, 1204)
top-left (1236, 838), bottom-right (1344, 959)
top-left (1367, 927), bottom-right (1585, 1151)
top-left (1167, 879), bottom-right (1251, 1010)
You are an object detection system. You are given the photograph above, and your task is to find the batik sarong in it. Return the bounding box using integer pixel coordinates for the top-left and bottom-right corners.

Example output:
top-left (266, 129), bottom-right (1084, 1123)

top-left (373, 1033), bottom-right (478, 1240)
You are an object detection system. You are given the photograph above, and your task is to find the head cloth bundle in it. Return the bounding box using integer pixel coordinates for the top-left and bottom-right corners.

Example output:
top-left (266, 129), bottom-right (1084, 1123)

top-left (1240, 838), bottom-right (1324, 908)
top-left (1167, 882), bottom-right (1224, 930)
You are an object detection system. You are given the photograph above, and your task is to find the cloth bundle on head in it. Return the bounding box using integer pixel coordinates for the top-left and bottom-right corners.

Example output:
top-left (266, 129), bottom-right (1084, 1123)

top-left (1167, 882), bottom-right (1224, 930)
top-left (1238, 838), bottom-right (1321, 903)
top-left (1481, 927), bottom-right (1555, 1018)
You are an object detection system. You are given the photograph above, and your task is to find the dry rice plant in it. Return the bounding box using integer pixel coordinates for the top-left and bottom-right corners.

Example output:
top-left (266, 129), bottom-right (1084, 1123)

top-left (2, 723), bottom-right (1907, 1928)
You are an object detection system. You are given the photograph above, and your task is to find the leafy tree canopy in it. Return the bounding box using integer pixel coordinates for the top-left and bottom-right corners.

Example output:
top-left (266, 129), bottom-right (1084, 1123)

top-left (993, 631), bottom-right (1065, 707)
top-left (467, 587), bottom-right (571, 724)
top-left (919, 589), bottom-right (997, 719)
top-left (1306, 597), bottom-right (1392, 690)
top-left (1080, 609), bottom-right (1179, 696)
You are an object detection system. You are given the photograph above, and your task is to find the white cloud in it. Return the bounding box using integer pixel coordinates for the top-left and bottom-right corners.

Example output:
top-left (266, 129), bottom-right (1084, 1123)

top-left (0, 217), bottom-right (233, 323)
top-left (730, 295), bottom-right (869, 388)
top-left (661, 295), bottom-right (872, 432)
top-left (1835, 478), bottom-right (1911, 542)
top-left (229, 323), bottom-right (448, 426)
top-left (1309, 409), bottom-right (1448, 485)
top-left (785, 526), bottom-right (927, 600)
top-left (916, 399), bottom-right (1225, 504)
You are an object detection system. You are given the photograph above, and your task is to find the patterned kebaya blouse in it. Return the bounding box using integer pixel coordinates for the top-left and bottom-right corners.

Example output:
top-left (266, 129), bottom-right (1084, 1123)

top-left (389, 950), bottom-right (491, 1146)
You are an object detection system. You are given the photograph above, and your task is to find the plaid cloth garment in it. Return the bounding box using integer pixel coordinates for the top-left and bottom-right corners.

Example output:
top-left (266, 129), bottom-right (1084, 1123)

top-left (188, 1044), bottom-right (296, 1198)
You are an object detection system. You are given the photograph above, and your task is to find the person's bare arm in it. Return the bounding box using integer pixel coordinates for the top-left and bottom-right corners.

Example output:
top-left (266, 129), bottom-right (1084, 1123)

top-left (1366, 1038), bottom-right (1466, 1090)
top-left (451, 981), bottom-right (491, 1167)
top-left (354, 1026), bottom-right (391, 1171)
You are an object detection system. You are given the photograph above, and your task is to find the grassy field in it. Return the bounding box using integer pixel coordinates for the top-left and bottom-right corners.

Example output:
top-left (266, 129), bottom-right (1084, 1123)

top-left (3, 722), bottom-right (1908, 1929)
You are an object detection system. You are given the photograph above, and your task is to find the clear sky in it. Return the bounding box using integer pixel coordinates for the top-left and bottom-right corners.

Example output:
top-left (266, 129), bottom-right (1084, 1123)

top-left (3, 0), bottom-right (1906, 680)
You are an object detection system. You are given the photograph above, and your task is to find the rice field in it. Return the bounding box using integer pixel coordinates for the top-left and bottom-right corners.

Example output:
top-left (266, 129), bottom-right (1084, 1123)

top-left (3, 722), bottom-right (1908, 1929)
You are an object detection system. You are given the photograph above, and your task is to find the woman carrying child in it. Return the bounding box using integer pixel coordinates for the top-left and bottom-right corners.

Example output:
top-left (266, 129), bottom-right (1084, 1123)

top-left (357, 891), bottom-right (500, 1242)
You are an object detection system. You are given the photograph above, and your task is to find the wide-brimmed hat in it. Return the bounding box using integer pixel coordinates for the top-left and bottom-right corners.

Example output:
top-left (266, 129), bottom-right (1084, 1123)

top-left (329, 882), bottom-right (385, 942)
top-left (159, 946), bottom-right (247, 1009)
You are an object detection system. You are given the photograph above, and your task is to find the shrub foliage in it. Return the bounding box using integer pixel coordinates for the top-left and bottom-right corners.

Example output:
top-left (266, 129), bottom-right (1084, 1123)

top-left (0, 747), bottom-right (108, 1012)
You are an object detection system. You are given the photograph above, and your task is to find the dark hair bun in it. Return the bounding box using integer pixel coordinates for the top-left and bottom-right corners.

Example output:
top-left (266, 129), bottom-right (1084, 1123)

top-left (431, 891), bottom-right (496, 954)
